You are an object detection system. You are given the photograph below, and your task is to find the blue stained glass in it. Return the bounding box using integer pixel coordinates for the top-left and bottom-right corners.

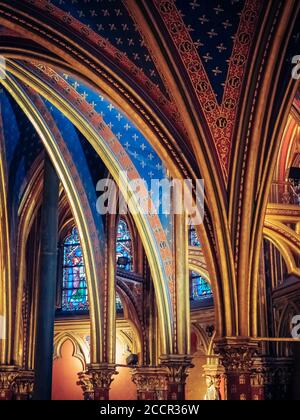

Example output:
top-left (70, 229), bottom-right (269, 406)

top-left (116, 219), bottom-right (133, 271)
top-left (116, 294), bottom-right (124, 314)
top-left (191, 272), bottom-right (212, 301)
top-left (189, 225), bottom-right (201, 247)
top-left (62, 227), bottom-right (89, 312)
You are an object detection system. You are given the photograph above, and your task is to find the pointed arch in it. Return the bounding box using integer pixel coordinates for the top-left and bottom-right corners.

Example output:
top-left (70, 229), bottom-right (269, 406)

top-left (0, 2), bottom-right (236, 339)
top-left (1, 73), bottom-right (107, 363)
top-left (1, 62), bottom-right (175, 354)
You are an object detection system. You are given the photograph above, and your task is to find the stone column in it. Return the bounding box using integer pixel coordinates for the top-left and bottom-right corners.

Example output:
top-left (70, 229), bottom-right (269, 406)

top-left (33, 156), bottom-right (60, 400)
top-left (12, 370), bottom-right (34, 400)
top-left (160, 355), bottom-right (193, 400)
top-left (174, 210), bottom-right (190, 356)
top-left (132, 367), bottom-right (168, 400)
top-left (78, 365), bottom-right (117, 401)
top-left (106, 214), bottom-right (116, 366)
top-left (215, 338), bottom-right (258, 400)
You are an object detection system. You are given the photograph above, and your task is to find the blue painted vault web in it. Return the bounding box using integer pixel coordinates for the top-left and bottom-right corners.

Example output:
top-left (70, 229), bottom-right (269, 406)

top-left (58, 72), bottom-right (173, 242)
top-left (0, 87), bottom-right (43, 213)
top-left (48, 0), bottom-right (169, 98)
top-left (42, 98), bottom-right (106, 229)
top-left (174, 0), bottom-right (246, 102)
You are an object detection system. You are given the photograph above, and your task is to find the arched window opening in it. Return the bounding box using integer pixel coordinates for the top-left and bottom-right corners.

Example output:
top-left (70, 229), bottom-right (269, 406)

top-left (116, 219), bottom-right (133, 271)
top-left (191, 272), bottom-right (212, 301)
top-left (61, 227), bottom-right (89, 313)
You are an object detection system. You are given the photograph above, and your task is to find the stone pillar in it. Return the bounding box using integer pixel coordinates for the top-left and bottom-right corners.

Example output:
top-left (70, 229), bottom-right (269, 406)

top-left (203, 363), bottom-right (225, 400)
top-left (12, 370), bottom-right (34, 400)
top-left (33, 157), bottom-right (60, 400)
top-left (174, 210), bottom-right (190, 356)
top-left (0, 367), bottom-right (18, 400)
top-left (132, 367), bottom-right (168, 400)
top-left (106, 214), bottom-right (116, 366)
top-left (215, 338), bottom-right (258, 400)
top-left (78, 365), bottom-right (117, 401)
top-left (160, 355), bottom-right (193, 400)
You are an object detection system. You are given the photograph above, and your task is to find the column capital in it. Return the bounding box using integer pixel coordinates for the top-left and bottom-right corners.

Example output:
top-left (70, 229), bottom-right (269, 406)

top-left (78, 364), bottom-right (118, 401)
top-left (0, 366), bottom-right (19, 400)
top-left (132, 367), bottom-right (168, 400)
top-left (160, 355), bottom-right (193, 382)
top-left (251, 358), bottom-right (276, 386)
top-left (214, 338), bottom-right (259, 372)
top-left (160, 355), bottom-right (193, 400)
top-left (88, 364), bottom-right (118, 390)
top-left (12, 370), bottom-right (35, 400)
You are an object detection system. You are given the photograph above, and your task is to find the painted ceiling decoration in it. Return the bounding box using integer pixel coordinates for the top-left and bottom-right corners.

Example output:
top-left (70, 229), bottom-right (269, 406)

top-left (0, 0), bottom-right (267, 182)
top-left (17, 0), bottom-right (185, 136)
top-left (153, 0), bottom-right (263, 177)
top-left (174, 0), bottom-right (247, 102)
top-left (48, 0), bottom-right (170, 98)
top-left (43, 67), bottom-right (174, 243)
top-left (19, 59), bottom-right (172, 236)
top-left (5, 60), bottom-right (176, 305)
top-left (0, 87), bottom-right (43, 214)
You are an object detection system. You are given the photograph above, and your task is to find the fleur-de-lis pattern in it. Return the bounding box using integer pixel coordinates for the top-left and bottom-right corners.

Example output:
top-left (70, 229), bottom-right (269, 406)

top-left (48, 0), bottom-right (169, 97)
top-left (174, 0), bottom-right (246, 102)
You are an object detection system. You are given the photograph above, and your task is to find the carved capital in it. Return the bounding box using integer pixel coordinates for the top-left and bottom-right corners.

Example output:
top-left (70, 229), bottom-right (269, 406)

top-left (88, 365), bottom-right (117, 390)
top-left (12, 371), bottom-right (34, 400)
top-left (77, 372), bottom-right (94, 401)
top-left (132, 368), bottom-right (168, 390)
top-left (132, 367), bottom-right (168, 400)
top-left (250, 359), bottom-right (275, 387)
top-left (0, 367), bottom-right (19, 400)
top-left (160, 355), bottom-right (193, 384)
top-left (78, 364), bottom-right (118, 400)
top-left (214, 339), bottom-right (258, 372)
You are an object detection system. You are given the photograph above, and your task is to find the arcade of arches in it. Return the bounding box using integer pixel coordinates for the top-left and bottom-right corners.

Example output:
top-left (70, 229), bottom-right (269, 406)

top-left (0, 0), bottom-right (300, 401)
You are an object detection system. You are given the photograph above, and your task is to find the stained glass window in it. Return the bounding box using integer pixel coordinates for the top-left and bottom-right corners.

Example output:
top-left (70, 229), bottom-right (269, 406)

top-left (62, 227), bottom-right (89, 312)
top-left (191, 272), bottom-right (212, 301)
top-left (116, 294), bottom-right (124, 314)
top-left (189, 225), bottom-right (201, 247)
top-left (116, 219), bottom-right (133, 271)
